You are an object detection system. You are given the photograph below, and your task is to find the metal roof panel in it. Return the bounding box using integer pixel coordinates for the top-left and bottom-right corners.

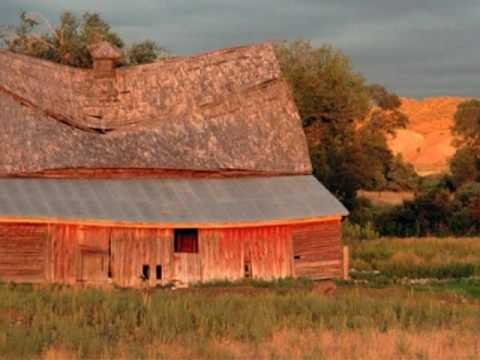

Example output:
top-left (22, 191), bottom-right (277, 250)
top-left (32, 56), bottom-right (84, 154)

top-left (0, 176), bottom-right (348, 225)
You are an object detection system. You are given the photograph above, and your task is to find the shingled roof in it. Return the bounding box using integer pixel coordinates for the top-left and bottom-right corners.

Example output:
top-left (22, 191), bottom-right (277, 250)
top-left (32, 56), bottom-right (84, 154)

top-left (0, 43), bottom-right (312, 176)
top-left (88, 41), bottom-right (122, 60)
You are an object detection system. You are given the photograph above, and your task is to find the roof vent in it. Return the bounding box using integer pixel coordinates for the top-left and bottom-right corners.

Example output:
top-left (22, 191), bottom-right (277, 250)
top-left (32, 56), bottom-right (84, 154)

top-left (88, 41), bottom-right (122, 78)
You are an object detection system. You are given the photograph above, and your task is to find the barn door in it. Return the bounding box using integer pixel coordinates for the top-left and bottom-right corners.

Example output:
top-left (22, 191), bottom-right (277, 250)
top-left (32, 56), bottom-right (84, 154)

top-left (77, 227), bottom-right (111, 284)
top-left (80, 252), bottom-right (109, 282)
top-left (110, 228), bottom-right (173, 288)
top-left (171, 229), bottom-right (202, 284)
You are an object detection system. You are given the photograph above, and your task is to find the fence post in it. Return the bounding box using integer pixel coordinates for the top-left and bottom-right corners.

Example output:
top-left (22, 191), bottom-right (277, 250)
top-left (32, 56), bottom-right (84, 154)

top-left (343, 246), bottom-right (350, 280)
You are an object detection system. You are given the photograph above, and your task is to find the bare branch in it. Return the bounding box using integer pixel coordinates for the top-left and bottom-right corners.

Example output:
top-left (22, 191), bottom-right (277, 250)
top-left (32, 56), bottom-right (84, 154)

top-left (25, 12), bottom-right (57, 39)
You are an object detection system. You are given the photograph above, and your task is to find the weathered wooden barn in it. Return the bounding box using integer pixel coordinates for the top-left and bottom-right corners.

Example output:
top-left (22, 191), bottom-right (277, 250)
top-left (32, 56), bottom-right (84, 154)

top-left (0, 42), bottom-right (348, 287)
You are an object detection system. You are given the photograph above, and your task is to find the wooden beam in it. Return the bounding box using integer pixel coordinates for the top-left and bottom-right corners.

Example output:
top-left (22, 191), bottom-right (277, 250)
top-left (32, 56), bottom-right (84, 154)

top-left (0, 215), bottom-right (344, 230)
top-left (4, 168), bottom-right (311, 178)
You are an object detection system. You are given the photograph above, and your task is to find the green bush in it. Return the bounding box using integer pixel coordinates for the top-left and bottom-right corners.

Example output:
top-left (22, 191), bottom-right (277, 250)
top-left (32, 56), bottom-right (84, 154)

top-left (381, 263), bottom-right (475, 279)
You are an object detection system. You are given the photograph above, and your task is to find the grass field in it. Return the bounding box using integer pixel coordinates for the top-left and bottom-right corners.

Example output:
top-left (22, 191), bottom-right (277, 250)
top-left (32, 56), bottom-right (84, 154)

top-left (350, 237), bottom-right (480, 280)
top-left (1, 238), bottom-right (480, 359)
top-left (1, 279), bottom-right (480, 360)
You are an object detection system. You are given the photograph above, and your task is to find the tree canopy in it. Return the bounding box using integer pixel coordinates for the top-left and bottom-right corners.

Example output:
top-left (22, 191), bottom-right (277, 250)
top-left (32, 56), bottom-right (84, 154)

top-left (0, 11), bottom-right (168, 67)
top-left (452, 99), bottom-right (480, 150)
top-left (276, 40), bottom-right (415, 207)
top-left (450, 99), bottom-right (480, 188)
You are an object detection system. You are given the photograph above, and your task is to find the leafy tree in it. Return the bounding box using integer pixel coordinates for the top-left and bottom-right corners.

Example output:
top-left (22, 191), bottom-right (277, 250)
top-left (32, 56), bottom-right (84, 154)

top-left (377, 187), bottom-right (453, 237)
top-left (358, 84), bottom-right (414, 190)
top-left (276, 40), bottom-right (370, 128)
top-left (452, 99), bottom-right (480, 150)
top-left (127, 40), bottom-right (169, 65)
top-left (366, 84), bottom-right (401, 110)
top-left (1, 11), bottom-right (167, 67)
top-left (450, 146), bottom-right (480, 187)
top-left (276, 41), bottom-right (414, 206)
top-left (366, 84), bottom-right (408, 135)
top-left (277, 40), bottom-right (371, 207)
top-left (454, 182), bottom-right (480, 208)
top-left (450, 100), bottom-right (480, 189)
top-left (385, 154), bottom-right (418, 191)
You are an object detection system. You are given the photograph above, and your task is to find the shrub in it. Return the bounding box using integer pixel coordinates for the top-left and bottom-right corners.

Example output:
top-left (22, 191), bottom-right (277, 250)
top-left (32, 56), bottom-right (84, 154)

top-left (342, 221), bottom-right (379, 241)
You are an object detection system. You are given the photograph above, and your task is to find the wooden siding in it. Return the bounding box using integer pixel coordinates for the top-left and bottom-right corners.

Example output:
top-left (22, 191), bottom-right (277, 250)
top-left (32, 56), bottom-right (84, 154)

top-left (291, 220), bottom-right (342, 279)
top-left (110, 228), bottom-right (173, 287)
top-left (200, 226), bottom-right (293, 281)
top-left (0, 219), bottom-right (343, 286)
top-left (0, 224), bottom-right (48, 283)
top-left (48, 225), bottom-right (110, 284)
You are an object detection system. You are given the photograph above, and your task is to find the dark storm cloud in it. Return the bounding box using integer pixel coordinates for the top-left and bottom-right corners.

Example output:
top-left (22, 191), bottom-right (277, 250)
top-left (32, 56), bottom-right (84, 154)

top-left (1, 0), bottom-right (479, 97)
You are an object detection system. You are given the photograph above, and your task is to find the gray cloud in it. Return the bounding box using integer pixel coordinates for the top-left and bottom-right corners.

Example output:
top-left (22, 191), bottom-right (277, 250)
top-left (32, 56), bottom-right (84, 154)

top-left (1, 0), bottom-right (479, 97)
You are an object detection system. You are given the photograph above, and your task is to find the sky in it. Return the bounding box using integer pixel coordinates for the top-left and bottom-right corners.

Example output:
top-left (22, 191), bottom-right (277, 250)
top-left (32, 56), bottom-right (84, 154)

top-left (1, 0), bottom-right (479, 98)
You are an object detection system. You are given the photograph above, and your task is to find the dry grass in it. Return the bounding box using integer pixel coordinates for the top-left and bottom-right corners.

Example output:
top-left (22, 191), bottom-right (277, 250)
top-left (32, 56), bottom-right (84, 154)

top-left (41, 329), bottom-right (480, 360)
top-left (1, 280), bottom-right (480, 359)
top-left (358, 190), bottom-right (415, 207)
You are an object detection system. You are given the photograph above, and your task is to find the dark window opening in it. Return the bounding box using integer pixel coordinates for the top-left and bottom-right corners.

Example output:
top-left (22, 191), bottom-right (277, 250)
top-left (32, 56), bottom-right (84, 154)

top-left (174, 229), bottom-right (199, 253)
top-left (244, 261), bottom-right (252, 278)
top-left (142, 265), bottom-right (150, 280)
top-left (156, 265), bottom-right (162, 280)
top-left (294, 255), bottom-right (301, 260)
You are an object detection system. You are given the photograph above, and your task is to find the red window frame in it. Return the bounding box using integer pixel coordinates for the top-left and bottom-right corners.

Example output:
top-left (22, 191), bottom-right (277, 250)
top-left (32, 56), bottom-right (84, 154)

top-left (174, 229), bottom-right (199, 253)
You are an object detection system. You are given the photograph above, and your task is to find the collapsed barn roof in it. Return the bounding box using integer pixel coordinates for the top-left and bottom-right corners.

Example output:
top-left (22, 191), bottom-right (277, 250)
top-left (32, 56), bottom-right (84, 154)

top-left (0, 43), bottom-right (312, 176)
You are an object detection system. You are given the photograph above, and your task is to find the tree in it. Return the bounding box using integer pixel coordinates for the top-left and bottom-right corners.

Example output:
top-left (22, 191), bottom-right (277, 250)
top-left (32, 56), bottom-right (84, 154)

top-left (1, 10), bottom-right (167, 67)
top-left (276, 40), bottom-right (370, 206)
top-left (127, 40), bottom-right (169, 65)
top-left (359, 85), bottom-right (414, 191)
top-left (276, 40), bottom-right (370, 128)
top-left (452, 99), bottom-right (480, 150)
top-left (385, 154), bottom-right (418, 191)
top-left (450, 146), bottom-right (480, 187)
top-left (450, 99), bottom-right (480, 189)
top-left (276, 41), bottom-right (414, 206)
top-left (365, 84), bottom-right (408, 135)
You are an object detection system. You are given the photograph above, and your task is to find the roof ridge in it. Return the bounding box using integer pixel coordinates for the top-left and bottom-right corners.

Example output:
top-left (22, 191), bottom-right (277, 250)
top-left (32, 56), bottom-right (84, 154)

top-left (0, 42), bottom-right (283, 133)
top-left (0, 41), bottom-right (275, 72)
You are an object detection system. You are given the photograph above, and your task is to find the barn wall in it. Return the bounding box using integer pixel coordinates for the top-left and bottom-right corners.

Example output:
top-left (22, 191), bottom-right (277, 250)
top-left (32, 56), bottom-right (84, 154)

top-left (110, 227), bottom-right (173, 287)
top-left (199, 226), bottom-right (294, 281)
top-left (48, 225), bottom-right (111, 284)
top-left (0, 224), bottom-right (48, 283)
top-left (0, 219), bottom-right (343, 286)
top-left (48, 225), bottom-right (174, 287)
top-left (291, 219), bottom-right (343, 279)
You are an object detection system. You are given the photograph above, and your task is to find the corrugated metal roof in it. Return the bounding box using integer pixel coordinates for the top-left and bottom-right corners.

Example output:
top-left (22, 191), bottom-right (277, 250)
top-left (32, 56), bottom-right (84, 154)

top-left (0, 176), bottom-right (348, 226)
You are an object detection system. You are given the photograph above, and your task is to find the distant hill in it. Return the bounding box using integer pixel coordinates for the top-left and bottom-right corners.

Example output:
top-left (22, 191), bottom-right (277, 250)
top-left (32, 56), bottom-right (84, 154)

top-left (388, 96), bottom-right (466, 176)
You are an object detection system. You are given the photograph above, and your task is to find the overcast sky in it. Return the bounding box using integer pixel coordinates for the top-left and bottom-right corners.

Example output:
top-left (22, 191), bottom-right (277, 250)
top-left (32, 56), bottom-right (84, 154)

top-left (1, 0), bottom-right (478, 98)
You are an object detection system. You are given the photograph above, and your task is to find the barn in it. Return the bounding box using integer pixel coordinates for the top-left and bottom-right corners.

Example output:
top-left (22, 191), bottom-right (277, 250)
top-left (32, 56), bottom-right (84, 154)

top-left (0, 41), bottom-right (348, 287)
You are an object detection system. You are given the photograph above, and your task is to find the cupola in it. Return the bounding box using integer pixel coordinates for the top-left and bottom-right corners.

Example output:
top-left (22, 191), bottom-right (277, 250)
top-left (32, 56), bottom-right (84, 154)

top-left (88, 41), bottom-right (122, 78)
